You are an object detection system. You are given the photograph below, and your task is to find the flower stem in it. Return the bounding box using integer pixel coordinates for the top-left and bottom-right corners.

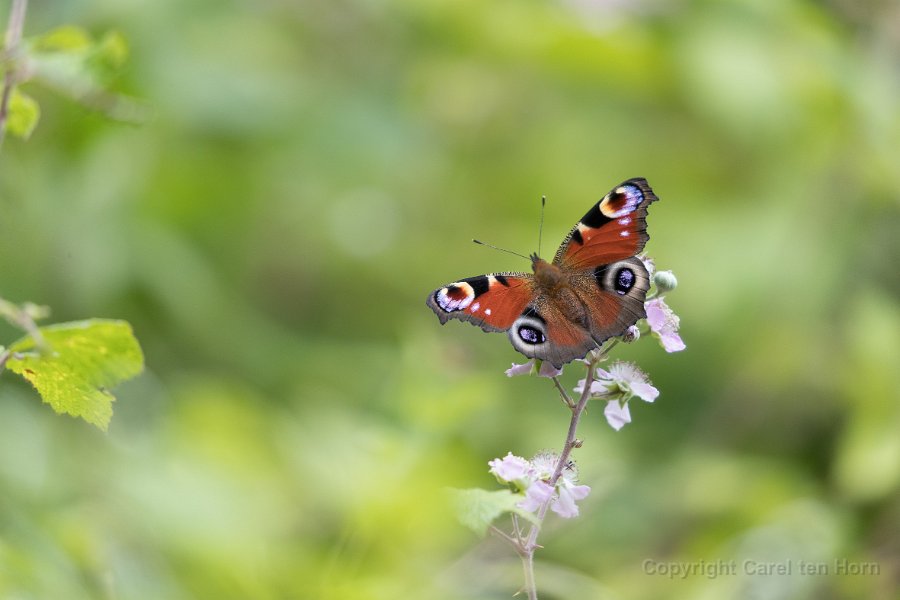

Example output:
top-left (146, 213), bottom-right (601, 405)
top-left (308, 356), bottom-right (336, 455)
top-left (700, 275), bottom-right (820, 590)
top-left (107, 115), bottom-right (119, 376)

top-left (517, 353), bottom-right (599, 599)
top-left (521, 551), bottom-right (538, 600)
top-left (0, 0), bottom-right (28, 151)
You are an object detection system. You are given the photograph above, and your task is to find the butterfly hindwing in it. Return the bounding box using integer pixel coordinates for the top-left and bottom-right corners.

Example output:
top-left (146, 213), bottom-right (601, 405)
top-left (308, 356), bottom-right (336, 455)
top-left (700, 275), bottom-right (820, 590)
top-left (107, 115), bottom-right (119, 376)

top-left (553, 178), bottom-right (658, 270)
top-left (505, 299), bottom-right (597, 368)
top-left (427, 273), bottom-right (534, 333)
top-left (570, 256), bottom-right (651, 345)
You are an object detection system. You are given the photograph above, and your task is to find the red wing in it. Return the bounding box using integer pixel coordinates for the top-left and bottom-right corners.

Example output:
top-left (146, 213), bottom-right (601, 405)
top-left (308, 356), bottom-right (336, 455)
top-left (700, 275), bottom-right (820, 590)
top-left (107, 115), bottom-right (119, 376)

top-left (426, 273), bottom-right (534, 333)
top-left (516, 301), bottom-right (597, 368)
top-left (569, 257), bottom-right (651, 345)
top-left (553, 178), bottom-right (658, 270)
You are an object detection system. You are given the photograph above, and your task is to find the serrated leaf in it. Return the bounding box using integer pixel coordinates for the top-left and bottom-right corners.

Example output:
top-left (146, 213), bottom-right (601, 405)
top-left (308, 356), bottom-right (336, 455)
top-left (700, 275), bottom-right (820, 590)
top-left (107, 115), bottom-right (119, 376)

top-left (6, 319), bottom-right (144, 431)
top-left (6, 89), bottom-right (40, 140)
top-left (448, 488), bottom-right (538, 536)
top-left (31, 25), bottom-right (93, 52)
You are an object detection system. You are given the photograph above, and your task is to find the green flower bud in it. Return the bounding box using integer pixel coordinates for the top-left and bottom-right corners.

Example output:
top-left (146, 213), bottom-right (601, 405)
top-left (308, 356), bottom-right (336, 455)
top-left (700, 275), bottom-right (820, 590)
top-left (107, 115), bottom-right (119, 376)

top-left (653, 270), bottom-right (678, 292)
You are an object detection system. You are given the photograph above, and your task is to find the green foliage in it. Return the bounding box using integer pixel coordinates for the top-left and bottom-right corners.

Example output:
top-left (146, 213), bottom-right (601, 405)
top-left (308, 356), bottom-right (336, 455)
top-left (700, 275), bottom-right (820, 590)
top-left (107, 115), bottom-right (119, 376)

top-left (6, 320), bottom-right (144, 430)
top-left (450, 487), bottom-right (538, 536)
top-left (0, 1), bottom-right (898, 599)
top-left (5, 88), bottom-right (39, 139)
top-left (30, 25), bottom-right (93, 52)
top-left (2, 23), bottom-right (134, 142)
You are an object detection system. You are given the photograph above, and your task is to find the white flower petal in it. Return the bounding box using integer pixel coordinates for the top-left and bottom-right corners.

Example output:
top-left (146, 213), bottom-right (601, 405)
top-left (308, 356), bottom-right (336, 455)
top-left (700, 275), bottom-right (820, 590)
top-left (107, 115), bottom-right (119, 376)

top-left (505, 360), bottom-right (536, 377)
top-left (551, 480), bottom-right (590, 519)
top-left (567, 483), bottom-right (591, 501)
top-left (538, 361), bottom-right (563, 378)
top-left (604, 400), bottom-right (632, 430)
top-left (661, 332), bottom-right (686, 352)
top-left (551, 488), bottom-right (580, 518)
top-left (645, 298), bottom-right (667, 330)
top-left (631, 382), bottom-right (659, 403)
top-left (518, 480), bottom-right (554, 512)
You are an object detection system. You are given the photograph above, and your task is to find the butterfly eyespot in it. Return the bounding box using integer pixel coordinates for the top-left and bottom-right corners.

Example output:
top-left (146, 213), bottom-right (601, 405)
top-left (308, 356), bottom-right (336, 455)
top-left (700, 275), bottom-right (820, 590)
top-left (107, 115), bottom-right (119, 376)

top-left (517, 325), bottom-right (545, 345)
top-left (509, 311), bottom-right (549, 355)
top-left (434, 282), bottom-right (475, 312)
top-left (614, 268), bottom-right (635, 295)
top-left (600, 184), bottom-right (643, 218)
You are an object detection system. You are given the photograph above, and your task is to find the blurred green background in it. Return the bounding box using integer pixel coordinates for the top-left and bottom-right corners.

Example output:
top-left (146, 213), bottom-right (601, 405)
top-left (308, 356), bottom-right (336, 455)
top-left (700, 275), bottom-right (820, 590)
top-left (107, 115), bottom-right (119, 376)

top-left (1, 0), bottom-right (899, 598)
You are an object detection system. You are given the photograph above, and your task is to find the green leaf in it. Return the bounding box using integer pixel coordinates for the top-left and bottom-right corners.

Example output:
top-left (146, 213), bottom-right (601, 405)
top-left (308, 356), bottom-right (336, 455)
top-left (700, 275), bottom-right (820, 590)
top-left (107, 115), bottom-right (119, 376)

top-left (31, 25), bottom-right (94, 52)
top-left (6, 319), bottom-right (144, 431)
top-left (93, 30), bottom-right (129, 71)
top-left (6, 89), bottom-right (40, 140)
top-left (448, 488), bottom-right (538, 536)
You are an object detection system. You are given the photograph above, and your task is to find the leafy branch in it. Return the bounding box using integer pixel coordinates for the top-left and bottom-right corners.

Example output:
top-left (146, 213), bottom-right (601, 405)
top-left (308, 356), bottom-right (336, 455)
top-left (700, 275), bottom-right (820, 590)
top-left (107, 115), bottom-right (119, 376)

top-left (0, 0), bottom-right (26, 149)
top-left (0, 0), bottom-right (146, 431)
top-left (0, 0), bottom-right (147, 147)
top-left (0, 298), bottom-right (143, 430)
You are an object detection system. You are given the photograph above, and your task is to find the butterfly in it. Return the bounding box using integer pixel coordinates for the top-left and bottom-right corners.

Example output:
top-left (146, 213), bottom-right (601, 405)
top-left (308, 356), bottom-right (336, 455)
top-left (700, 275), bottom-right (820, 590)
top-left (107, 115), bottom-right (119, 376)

top-left (426, 178), bottom-right (658, 368)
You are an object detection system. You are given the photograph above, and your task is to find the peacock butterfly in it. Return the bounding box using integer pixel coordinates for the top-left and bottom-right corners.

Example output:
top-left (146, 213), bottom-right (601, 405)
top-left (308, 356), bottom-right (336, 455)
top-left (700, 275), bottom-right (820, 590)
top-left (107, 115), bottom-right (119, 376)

top-left (426, 178), bottom-right (658, 368)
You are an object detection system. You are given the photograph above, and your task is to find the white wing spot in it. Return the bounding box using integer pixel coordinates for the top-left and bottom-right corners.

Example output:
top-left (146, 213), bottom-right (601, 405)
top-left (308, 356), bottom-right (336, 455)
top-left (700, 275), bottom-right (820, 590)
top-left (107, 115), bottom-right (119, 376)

top-left (620, 231), bottom-right (630, 237)
top-left (618, 217), bottom-right (631, 225)
top-left (485, 308), bottom-right (492, 315)
top-left (471, 302), bottom-right (480, 313)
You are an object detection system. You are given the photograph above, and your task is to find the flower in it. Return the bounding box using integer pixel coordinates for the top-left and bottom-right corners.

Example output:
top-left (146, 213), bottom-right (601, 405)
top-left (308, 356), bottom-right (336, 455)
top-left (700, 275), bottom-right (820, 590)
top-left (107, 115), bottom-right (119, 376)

top-left (645, 297), bottom-right (686, 352)
top-left (518, 480), bottom-right (554, 512)
top-left (548, 459), bottom-right (591, 519)
top-left (575, 361), bottom-right (658, 402)
top-left (489, 452), bottom-right (530, 485)
top-left (488, 451), bottom-right (592, 519)
top-left (553, 478), bottom-right (591, 518)
top-left (529, 450), bottom-right (559, 480)
top-left (574, 361), bottom-right (659, 429)
top-left (505, 359), bottom-right (563, 378)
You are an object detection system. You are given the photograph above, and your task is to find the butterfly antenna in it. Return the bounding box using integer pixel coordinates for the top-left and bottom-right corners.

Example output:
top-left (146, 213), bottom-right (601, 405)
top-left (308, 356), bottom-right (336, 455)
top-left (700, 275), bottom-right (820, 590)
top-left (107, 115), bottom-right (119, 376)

top-left (472, 239), bottom-right (530, 261)
top-left (538, 195), bottom-right (546, 257)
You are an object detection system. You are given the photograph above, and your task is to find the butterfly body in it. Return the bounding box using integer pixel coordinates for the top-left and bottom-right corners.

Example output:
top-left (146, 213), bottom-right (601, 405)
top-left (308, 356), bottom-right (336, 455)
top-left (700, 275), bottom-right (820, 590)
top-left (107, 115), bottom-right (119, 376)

top-left (427, 178), bottom-right (658, 368)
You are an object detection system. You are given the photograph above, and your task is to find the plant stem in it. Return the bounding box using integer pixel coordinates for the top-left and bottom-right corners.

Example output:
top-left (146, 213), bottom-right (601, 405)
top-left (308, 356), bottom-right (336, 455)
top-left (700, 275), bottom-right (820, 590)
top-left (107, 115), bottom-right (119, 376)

top-left (0, 0), bottom-right (27, 150)
top-left (521, 551), bottom-right (537, 600)
top-left (517, 354), bottom-right (599, 599)
top-left (0, 297), bottom-right (48, 350)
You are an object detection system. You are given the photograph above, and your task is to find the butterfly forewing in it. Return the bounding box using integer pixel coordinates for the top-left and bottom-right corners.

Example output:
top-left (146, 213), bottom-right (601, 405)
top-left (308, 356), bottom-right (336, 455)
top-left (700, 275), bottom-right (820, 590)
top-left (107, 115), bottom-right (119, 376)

top-left (553, 178), bottom-right (658, 270)
top-left (427, 273), bottom-right (534, 332)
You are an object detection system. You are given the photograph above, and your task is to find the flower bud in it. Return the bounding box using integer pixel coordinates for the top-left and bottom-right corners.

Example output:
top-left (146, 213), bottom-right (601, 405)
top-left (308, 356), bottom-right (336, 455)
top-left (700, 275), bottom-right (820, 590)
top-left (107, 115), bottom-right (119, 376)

top-left (653, 270), bottom-right (678, 292)
top-left (621, 325), bottom-right (640, 343)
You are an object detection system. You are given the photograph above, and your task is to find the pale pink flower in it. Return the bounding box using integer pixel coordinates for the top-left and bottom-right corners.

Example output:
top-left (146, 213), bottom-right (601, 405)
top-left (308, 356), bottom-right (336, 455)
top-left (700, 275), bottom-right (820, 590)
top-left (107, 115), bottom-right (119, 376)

top-left (575, 361), bottom-right (659, 429)
top-left (518, 479), bottom-right (554, 512)
top-left (552, 478), bottom-right (591, 518)
top-left (489, 452), bottom-right (530, 483)
top-left (645, 297), bottom-right (686, 353)
top-left (576, 361), bottom-right (658, 402)
top-left (505, 359), bottom-right (563, 378)
top-left (499, 452), bottom-right (592, 518)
